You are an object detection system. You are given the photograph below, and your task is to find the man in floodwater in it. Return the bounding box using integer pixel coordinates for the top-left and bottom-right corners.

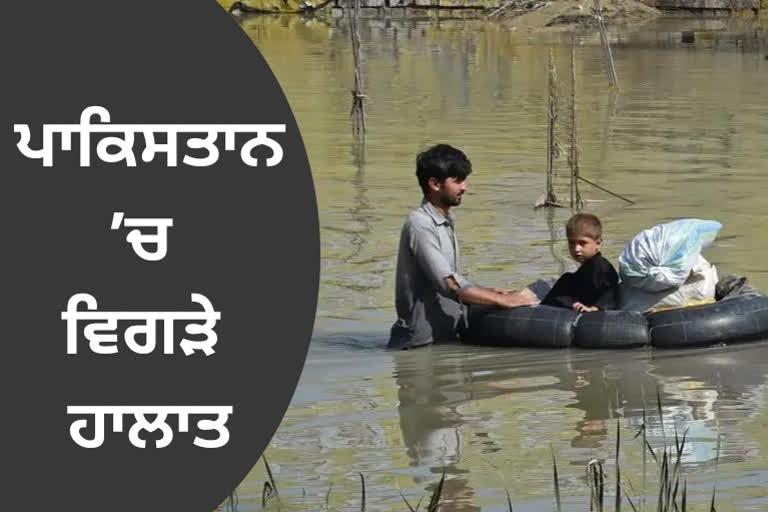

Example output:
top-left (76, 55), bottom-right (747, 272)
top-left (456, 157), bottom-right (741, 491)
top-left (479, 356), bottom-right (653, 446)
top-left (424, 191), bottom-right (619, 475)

top-left (389, 144), bottom-right (537, 350)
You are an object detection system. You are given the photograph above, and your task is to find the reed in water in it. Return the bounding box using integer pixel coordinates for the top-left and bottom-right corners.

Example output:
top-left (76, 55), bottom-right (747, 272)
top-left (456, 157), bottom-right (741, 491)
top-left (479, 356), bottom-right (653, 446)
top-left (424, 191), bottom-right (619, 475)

top-left (241, 393), bottom-right (719, 511)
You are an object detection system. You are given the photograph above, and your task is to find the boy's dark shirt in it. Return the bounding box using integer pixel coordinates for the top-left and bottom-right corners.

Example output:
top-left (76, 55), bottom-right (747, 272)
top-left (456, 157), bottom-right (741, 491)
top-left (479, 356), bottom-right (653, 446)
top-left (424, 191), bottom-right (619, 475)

top-left (542, 252), bottom-right (619, 310)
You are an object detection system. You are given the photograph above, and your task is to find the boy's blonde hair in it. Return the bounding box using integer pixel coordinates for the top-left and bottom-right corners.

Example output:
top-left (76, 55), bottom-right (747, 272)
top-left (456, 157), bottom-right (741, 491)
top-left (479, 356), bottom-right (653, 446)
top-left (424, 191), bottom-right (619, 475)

top-left (566, 213), bottom-right (602, 240)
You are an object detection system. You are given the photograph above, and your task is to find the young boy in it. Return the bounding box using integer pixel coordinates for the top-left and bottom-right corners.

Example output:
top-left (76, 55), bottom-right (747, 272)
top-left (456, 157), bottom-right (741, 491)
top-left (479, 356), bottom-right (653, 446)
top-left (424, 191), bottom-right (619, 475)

top-left (541, 213), bottom-right (619, 312)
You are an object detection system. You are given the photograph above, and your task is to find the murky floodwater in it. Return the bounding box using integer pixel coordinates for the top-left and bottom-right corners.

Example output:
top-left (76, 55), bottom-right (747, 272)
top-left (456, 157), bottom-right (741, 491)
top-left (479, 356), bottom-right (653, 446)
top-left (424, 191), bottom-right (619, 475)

top-left (227, 12), bottom-right (767, 511)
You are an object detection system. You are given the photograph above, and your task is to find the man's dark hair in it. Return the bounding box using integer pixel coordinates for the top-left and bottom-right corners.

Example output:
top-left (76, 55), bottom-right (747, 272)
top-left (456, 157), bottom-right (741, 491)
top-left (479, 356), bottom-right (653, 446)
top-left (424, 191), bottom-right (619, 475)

top-left (566, 213), bottom-right (603, 240)
top-left (416, 144), bottom-right (472, 196)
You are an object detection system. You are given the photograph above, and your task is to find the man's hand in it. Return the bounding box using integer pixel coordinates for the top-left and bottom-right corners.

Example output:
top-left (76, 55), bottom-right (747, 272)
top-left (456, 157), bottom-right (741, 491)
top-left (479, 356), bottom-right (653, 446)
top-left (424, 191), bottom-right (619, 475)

top-left (572, 302), bottom-right (599, 313)
top-left (447, 277), bottom-right (538, 309)
top-left (496, 291), bottom-right (538, 308)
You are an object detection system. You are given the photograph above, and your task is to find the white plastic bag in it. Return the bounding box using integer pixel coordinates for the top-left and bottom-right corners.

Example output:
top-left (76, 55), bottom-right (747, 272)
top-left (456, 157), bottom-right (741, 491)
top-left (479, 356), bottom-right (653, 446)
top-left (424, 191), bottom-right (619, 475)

top-left (619, 255), bottom-right (719, 312)
top-left (619, 219), bottom-right (722, 292)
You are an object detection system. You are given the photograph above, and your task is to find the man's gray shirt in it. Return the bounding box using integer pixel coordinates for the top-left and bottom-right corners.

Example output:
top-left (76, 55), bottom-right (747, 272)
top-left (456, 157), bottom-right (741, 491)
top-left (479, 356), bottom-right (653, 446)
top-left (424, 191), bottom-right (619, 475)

top-left (389, 201), bottom-right (473, 349)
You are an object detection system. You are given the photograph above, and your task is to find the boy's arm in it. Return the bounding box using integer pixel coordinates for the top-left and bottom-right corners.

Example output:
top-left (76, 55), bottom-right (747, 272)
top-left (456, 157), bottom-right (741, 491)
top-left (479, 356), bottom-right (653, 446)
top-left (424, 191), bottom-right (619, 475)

top-left (593, 287), bottom-right (618, 310)
top-left (540, 273), bottom-right (578, 308)
top-left (542, 294), bottom-right (578, 308)
top-left (592, 259), bottom-right (620, 310)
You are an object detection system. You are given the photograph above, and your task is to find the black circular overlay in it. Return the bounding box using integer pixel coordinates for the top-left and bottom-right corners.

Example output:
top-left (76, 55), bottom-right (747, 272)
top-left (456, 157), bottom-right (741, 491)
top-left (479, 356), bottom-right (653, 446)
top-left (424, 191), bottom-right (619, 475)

top-left (1, 1), bottom-right (318, 511)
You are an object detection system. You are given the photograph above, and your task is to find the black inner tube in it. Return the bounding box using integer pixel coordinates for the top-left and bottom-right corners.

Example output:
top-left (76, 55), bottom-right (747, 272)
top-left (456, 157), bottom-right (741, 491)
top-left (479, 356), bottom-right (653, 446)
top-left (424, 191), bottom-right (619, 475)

top-left (463, 292), bottom-right (768, 349)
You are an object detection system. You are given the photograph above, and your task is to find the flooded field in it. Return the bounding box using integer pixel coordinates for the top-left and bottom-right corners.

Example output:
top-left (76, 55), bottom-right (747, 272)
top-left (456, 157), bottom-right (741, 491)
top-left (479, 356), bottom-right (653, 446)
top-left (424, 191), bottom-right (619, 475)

top-left (227, 13), bottom-right (768, 511)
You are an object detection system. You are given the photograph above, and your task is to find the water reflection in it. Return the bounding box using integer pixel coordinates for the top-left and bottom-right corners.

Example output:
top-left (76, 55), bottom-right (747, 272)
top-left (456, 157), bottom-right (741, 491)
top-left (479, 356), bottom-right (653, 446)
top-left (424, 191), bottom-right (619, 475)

top-left (345, 142), bottom-right (371, 264)
top-left (392, 342), bottom-right (768, 498)
top-left (248, 338), bottom-right (768, 509)
top-left (546, 206), bottom-right (567, 274)
top-left (597, 89), bottom-right (619, 173)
